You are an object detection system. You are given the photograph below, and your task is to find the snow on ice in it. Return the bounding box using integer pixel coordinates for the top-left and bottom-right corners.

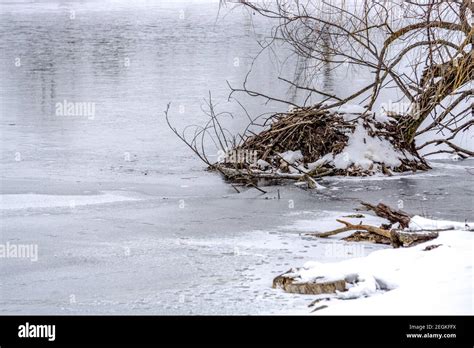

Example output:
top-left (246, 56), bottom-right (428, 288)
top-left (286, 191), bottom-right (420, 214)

top-left (280, 216), bottom-right (473, 315)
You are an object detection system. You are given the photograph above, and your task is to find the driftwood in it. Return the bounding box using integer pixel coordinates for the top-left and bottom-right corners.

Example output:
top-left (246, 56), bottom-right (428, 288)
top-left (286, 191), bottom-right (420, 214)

top-left (395, 230), bottom-right (440, 247)
top-left (343, 231), bottom-right (391, 245)
top-left (310, 217), bottom-right (439, 248)
top-left (423, 244), bottom-right (442, 251)
top-left (272, 272), bottom-right (346, 295)
top-left (313, 219), bottom-right (393, 239)
top-left (359, 202), bottom-right (411, 229)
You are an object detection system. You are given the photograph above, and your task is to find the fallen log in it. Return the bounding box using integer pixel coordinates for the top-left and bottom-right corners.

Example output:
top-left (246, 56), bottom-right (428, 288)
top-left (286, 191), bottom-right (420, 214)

top-left (272, 271), bottom-right (346, 295)
top-left (396, 230), bottom-right (439, 247)
top-left (214, 165), bottom-right (334, 183)
top-left (310, 219), bottom-right (393, 239)
top-left (310, 219), bottom-right (438, 248)
top-left (343, 231), bottom-right (391, 244)
top-left (359, 202), bottom-right (411, 228)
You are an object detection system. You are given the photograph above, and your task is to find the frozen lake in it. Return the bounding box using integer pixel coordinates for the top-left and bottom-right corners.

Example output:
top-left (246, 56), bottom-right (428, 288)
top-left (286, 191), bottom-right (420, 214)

top-left (1, 0), bottom-right (473, 314)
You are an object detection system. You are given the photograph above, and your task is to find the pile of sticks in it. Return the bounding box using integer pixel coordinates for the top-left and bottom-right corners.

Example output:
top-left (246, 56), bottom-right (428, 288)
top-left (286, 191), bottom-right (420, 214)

top-left (309, 202), bottom-right (441, 248)
top-left (238, 107), bottom-right (350, 163)
top-left (210, 106), bottom-right (429, 186)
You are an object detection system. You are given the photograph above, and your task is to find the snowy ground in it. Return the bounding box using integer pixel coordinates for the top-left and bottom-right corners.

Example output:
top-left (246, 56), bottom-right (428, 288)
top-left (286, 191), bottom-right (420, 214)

top-left (277, 216), bottom-right (473, 315)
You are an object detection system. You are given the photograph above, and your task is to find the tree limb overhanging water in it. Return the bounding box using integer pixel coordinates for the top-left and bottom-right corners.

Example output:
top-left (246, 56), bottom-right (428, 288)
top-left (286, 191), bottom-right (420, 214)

top-left (166, 0), bottom-right (473, 187)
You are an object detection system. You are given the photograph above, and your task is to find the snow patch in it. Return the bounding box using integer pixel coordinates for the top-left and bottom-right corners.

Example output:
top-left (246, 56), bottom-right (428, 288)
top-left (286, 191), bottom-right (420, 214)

top-left (306, 153), bottom-right (334, 171)
top-left (256, 159), bottom-right (271, 170)
top-left (333, 122), bottom-right (403, 170)
top-left (0, 192), bottom-right (139, 210)
top-left (278, 150), bottom-right (303, 164)
top-left (408, 215), bottom-right (473, 231)
top-left (328, 104), bottom-right (367, 115)
top-left (282, 216), bottom-right (473, 315)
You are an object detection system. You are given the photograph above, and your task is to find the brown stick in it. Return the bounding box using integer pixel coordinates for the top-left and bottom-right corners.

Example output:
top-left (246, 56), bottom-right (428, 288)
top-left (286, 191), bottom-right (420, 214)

top-left (310, 219), bottom-right (392, 239)
top-left (396, 230), bottom-right (439, 247)
top-left (310, 219), bottom-right (439, 248)
top-left (310, 226), bottom-right (353, 238)
top-left (360, 202), bottom-right (411, 229)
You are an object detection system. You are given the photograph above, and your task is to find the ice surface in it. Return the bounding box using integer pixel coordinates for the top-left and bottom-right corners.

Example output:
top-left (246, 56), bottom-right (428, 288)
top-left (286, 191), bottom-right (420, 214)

top-left (0, 192), bottom-right (138, 210)
top-left (1, 162), bottom-right (472, 314)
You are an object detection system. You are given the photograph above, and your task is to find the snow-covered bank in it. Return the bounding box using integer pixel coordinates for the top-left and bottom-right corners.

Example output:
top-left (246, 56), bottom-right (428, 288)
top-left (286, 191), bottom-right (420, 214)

top-left (277, 217), bottom-right (473, 315)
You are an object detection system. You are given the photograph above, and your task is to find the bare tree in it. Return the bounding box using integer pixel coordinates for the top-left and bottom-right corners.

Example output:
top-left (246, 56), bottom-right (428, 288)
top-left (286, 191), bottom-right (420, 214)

top-left (167, 0), bottom-right (473, 185)
top-left (235, 0), bottom-right (472, 149)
